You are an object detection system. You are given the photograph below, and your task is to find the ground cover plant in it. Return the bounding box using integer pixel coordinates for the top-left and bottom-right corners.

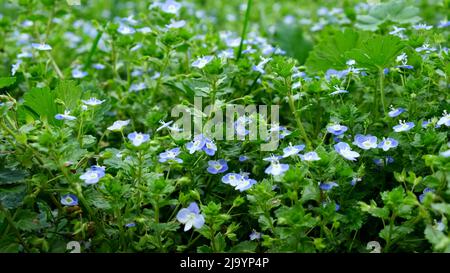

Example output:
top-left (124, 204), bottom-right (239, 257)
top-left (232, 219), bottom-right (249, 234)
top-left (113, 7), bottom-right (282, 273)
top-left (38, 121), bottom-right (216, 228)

top-left (0, 0), bottom-right (449, 253)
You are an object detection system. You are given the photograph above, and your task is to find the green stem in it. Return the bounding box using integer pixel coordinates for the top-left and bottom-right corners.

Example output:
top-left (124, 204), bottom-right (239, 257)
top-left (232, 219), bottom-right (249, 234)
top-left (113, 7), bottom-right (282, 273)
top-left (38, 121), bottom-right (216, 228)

top-left (236, 0), bottom-right (252, 60)
top-left (287, 81), bottom-right (311, 148)
top-left (379, 69), bottom-right (386, 116)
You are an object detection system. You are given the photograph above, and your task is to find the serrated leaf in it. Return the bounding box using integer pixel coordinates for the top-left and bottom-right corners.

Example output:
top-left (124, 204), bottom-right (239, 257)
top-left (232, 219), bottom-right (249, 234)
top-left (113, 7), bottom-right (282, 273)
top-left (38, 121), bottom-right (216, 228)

top-left (15, 209), bottom-right (40, 231)
top-left (0, 169), bottom-right (27, 185)
top-left (229, 241), bottom-right (257, 253)
top-left (19, 87), bottom-right (61, 126)
top-left (0, 184), bottom-right (27, 209)
top-left (54, 80), bottom-right (83, 110)
top-left (0, 77), bottom-right (16, 89)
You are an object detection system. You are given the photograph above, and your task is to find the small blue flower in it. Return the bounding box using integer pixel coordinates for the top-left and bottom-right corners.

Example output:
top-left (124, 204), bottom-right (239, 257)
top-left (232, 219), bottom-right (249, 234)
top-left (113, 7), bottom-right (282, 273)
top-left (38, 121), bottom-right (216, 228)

top-left (192, 56), bottom-right (214, 69)
top-left (440, 150), bottom-right (450, 158)
top-left (350, 177), bottom-right (362, 186)
top-left (222, 173), bottom-right (243, 186)
top-left (419, 188), bottom-right (434, 203)
top-left (129, 82), bottom-right (147, 92)
top-left (82, 97), bottom-right (104, 106)
top-left (235, 177), bottom-right (256, 192)
top-left (107, 120), bottom-right (130, 131)
top-left (31, 42), bottom-right (52, 51)
top-left (422, 120), bottom-right (431, 128)
top-left (92, 63), bottom-right (105, 70)
top-left (282, 142), bottom-right (305, 158)
top-left (80, 166), bottom-right (105, 184)
top-left (325, 69), bottom-right (349, 81)
top-left (72, 67), bottom-right (88, 78)
top-left (203, 138), bottom-right (217, 156)
top-left (55, 110), bottom-right (76, 121)
top-left (249, 230), bottom-right (261, 240)
top-left (160, 0), bottom-right (182, 14)
top-left (326, 123), bottom-right (348, 136)
top-left (117, 23), bottom-right (135, 35)
top-left (207, 159), bottom-right (228, 174)
top-left (265, 161), bottom-right (289, 176)
top-left (438, 20), bottom-right (450, 28)
top-left (299, 151), bottom-right (321, 161)
top-left (159, 147), bottom-right (183, 164)
top-left (373, 156), bottom-right (395, 167)
top-left (125, 222), bottom-right (136, 228)
top-left (165, 19), bottom-right (186, 29)
top-left (127, 132), bottom-right (150, 147)
top-left (388, 107), bottom-right (406, 118)
top-left (319, 181), bottom-right (339, 191)
top-left (413, 23), bottom-right (433, 30)
top-left (330, 86), bottom-right (349, 96)
top-left (156, 120), bottom-right (173, 132)
top-left (176, 202), bottom-right (205, 231)
top-left (60, 194), bottom-right (78, 206)
top-left (393, 120), bottom-right (415, 132)
top-left (238, 155), bottom-right (248, 162)
top-left (437, 110), bottom-right (450, 127)
top-left (378, 137), bottom-right (398, 151)
top-left (334, 142), bottom-right (360, 161)
top-left (353, 134), bottom-right (378, 150)
top-left (186, 134), bottom-right (207, 154)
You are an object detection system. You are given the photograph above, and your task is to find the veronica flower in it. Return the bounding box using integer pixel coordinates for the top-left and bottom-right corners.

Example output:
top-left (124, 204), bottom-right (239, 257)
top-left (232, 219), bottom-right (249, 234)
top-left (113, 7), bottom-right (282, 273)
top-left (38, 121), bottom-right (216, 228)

top-left (325, 69), bottom-right (349, 80)
top-left (82, 97), bottom-right (104, 106)
top-left (440, 150), bottom-right (450, 158)
top-left (413, 23), bottom-right (433, 30)
top-left (353, 134), bottom-right (378, 150)
top-left (327, 123), bottom-right (348, 136)
top-left (282, 143), bottom-right (305, 158)
top-left (389, 26), bottom-right (406, 36)
top-left (330, 85), bottom-right (349, 96)
top-left (319, 181), bottom-right (339, 191)
top-left (438, 20), bottom-right (450, 28)
top-left (186, 134), bottom-right (207, 154)
top-left (202, 138), bottom-right (217, 156)
top-left (263, 155), bottom-right (283, 162)
top-left (334, 142), bottom-right (360, 161)
top-left (373, 156), bottom-right (395, 167)
top-left (11, 60), bottom-right (22, 76)
top-left (60, 194), bottom-right (78, 206)
top-left (71, 67), bottom-right (88, 78)
top-left (265, 160), bottom-right (289, 176)
top-left (125, 222), bottom-right (136, 228)
top-left (235, 177), bottom-right (256, 192)
top-left (55, 110), bottom-right (76, 121)
top-left (300, 151), bottom-right (321, 161)
top-left (160, 0), bottom-right (182, 14)
top-left (378, 137), bottom-right (398, 151)
top-left (165, 19), bottom-right (186, 29)
top-left (437, 110), bottom-right (450, 127)
top-left (415, 43), bottom-right (436, 53)
top-left (388, 106), bottom-right (406, 117)
top-left (419, 188), bottom-right (434, 203)
top-left (218, 49), bottom-right (235, 59)
top-left (422, 120), bottom-right (431, 128)
top-left (127, 132), bottom-right (150, 147)
top-left (222, 173), bottom-right (243, 186)
top-left (137, 27), bottom-right (152, 34)
top-left (224, 37), bottom-right (241, 48)
top-left (249, 230), bottom-right (261, 240)
top-left (207, 159), bottom-right (228, 174)
top-left (192, 55), bottom-right (213, 69)
top-left (129, 82), bottom-right (147, 92)
top-left (31, 42), bottom-right (52, 51)
top-left (92, 63), bottom-right (105, 70)
top-left (80, 166), bottom-right (105, 184)
top-left (350, 177), bottom-right (362, 186)
top-left (156, 120), bottom-right (174, 131)
top-left (176, 202), bottom-right (205, 231)
top-left (242, 45), bottom-right (256, 54)
top-left (159, 147), bottom-right (183, 163)
top-left (239, 155), bottom-right (248, 162)
top-left (393, 120), bottom-right (415, 132)
top-left (107, 120), bottom-right (130, 131)
top-left (117, 23), bottom-right (135, 35)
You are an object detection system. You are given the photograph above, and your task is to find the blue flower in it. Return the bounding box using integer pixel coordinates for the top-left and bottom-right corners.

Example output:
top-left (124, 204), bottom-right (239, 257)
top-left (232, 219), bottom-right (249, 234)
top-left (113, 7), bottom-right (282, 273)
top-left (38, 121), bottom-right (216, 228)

top-left (60, 194), bottom-right (78, 206)
top-left (322, 201), bottom-right (340, 211)
top-left (176, 202), bottom-right (205, 231)
top-left (326, 123), bottom-right (348, 136)
top-left (437, 110), bottom-right (450, 127)
top-left (92, 63), bottom-right (105, 70)
top-left (186, 134), bottom-right (207, 154)
top-left (330, 86), bottom-right (349, 96)
top-left (80, 166), bottom-right (105, 184)
top-left (353, 134), bottom-right (378, 150)
top-left (325, 69), bottom-right (349, 81)
top-left (159, 147), bottom-right (183, 163)
top-left (127, 132), bottom-right (150, 147)
top-left (282, 142), bottom-right (305, 158)
top-left (438, 20), bottom-right (450, 28)
top-left (422, 120), bottom-right (431, 128)
top-left (419, 188), bottom-right (434, 203)
top-left (388, 107), bottom-right (406, 118)
top-left (129, 82), bottom-right (147, 92)
top-left (125, 222), bottom-right (136, 228)
top-left (117, 23), bottom-right (135, 35)
top-left (334, 142), bottom-right (360, 161)
top-left (378, 137), bottom-right (398, 151)
top-left (31, 42), bottom-right (52, 51)
top-left (203, 138), bottom-right (217, 156)
top-left (72, 67), bottom-right (88, 78)
top-left (238, 155), bottom-right (248, 162)
top-left (249, 230), bottom-right (261, 240)
top-left (192, 56), bottom-right (213, 69)
top-left (207, 159), bottom-right (228, 174)
top-left (350, 177), bottom-right (362, 186)
top-left (55, 110), bottom-right (76, 121)
top-left (221, 173), bottom-right (256, 192)
top-left (160, 0), bottom-right (182, 14)
top-left (440, 150), bottom-right (450, 158)
top-left (373, 156), bottom-right (395, 167)
top-left (82, 97), bottom-right (104, 106)
top-left (393, 120), bottom-right (415, 132)
top-left (165, 19), bottom-right (186, 29)
top-left (319, 181), bottom-right (339, 191)
top-left (156, 120), bottom-right (173, 132)
top-left (107, 120), bottom-right (130, 131)
top-left (299, 151), bottom-right (321, 161)
top-left (265, 160), bottom-right (289, 176)
top-left (413, 23), bottom-right (433, 30)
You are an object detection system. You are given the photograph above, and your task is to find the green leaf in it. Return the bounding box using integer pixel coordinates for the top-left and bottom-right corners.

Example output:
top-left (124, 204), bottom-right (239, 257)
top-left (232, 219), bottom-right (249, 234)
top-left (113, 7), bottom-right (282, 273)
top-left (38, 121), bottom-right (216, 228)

top-left (229, 241), bottom-right (257, 253)
top-left (19, 87), bottom-right (60, 126)
top-left (15, 209), bottom-right (40, 231)
top-left (305, 28), bottom-right (362, 72)
top-left (0, 77), bottom-right (16, 89)
top-left (0, 184), bottom-right (27, 209)
top-left (0, 169), bottom-right (27, 185)
top-left (54, 80), bottom-right (83, 110)
top-left (355, 0), bottom-right (421, 31)
top-left (273, 24), bottom-right (313, 64)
